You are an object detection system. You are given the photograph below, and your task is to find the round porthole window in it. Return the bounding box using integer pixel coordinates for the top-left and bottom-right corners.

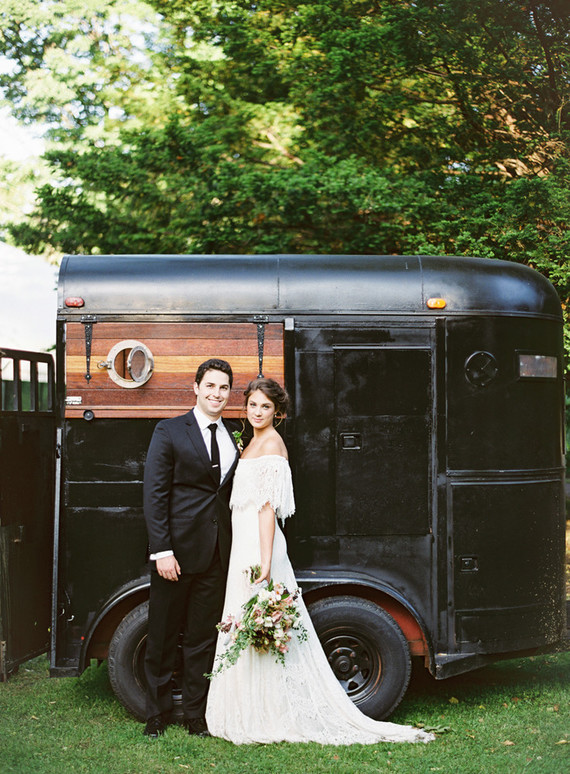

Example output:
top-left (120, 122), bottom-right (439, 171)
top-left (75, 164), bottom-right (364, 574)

top-left (464, 351), bottom-right (498, 387)
top-left (98, 340), bottom-right (154, 389)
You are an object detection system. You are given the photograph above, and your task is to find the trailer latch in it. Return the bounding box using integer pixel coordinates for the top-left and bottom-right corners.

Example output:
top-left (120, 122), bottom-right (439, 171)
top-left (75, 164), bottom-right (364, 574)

top-left (340, 433), bottom-right (362, 450)
top-left (459, 556), bottom-right (479, 572)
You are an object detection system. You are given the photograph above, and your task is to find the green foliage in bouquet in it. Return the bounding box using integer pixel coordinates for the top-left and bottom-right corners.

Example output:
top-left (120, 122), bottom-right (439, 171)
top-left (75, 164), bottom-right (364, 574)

top-left (208, 565), bottom-right (308, 677)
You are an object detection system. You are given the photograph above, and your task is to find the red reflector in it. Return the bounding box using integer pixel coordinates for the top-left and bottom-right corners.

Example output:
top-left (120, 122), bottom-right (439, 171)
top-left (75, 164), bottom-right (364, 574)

top-left (65, 297), bottom-right (85, 308)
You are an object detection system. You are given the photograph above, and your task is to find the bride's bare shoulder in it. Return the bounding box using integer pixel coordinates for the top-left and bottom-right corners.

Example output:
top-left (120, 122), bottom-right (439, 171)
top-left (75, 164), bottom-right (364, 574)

top-left (259, 432), bottom-right (288, 459)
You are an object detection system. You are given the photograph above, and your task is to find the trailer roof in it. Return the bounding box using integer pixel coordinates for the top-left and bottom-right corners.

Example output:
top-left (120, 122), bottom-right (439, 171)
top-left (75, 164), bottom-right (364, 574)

top-left (57, 254), bottom-right (562, 319)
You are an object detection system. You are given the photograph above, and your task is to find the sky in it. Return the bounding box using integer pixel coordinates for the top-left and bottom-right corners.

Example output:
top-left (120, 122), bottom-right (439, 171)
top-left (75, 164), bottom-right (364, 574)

top-left (1, 108), bottom-right (56, 353)
top-left (0, 106), bottom-right (45, 161)
top-left (0, 240), bottom-right (58, 352)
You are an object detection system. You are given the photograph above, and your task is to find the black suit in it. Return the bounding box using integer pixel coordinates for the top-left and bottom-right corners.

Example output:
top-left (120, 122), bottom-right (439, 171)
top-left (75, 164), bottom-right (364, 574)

top-left (143, 409), bottom-right (238, 720)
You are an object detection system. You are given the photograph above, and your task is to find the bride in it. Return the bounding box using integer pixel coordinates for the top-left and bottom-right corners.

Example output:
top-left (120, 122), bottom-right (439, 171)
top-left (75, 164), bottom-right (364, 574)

top-left (205, 377), bottom-right (434, 745)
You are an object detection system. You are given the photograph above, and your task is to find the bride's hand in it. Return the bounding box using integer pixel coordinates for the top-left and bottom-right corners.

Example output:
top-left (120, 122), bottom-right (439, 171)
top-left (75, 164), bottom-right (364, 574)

top-left (254, 564), bottom-right (271, 585)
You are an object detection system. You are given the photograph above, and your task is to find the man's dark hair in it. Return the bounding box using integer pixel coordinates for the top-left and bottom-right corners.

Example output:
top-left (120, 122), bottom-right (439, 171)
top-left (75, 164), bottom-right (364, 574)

top-left (195, 358), bottom-right (233, 388)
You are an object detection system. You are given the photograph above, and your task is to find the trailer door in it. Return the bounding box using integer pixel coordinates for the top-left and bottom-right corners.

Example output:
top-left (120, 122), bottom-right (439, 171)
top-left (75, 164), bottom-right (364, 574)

top-left (334, 342), bottom-right (433, 536)
top-left (0, 349), bottom-right (56, 679)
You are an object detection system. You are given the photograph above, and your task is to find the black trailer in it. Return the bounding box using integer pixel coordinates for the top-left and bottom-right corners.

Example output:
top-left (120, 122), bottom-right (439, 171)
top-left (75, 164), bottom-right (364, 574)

top-left (1, 254), bottom-right (566, 720)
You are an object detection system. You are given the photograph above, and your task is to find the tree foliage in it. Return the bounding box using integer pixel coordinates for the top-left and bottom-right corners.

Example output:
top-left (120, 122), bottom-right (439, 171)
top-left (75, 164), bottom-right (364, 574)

top-left (0, 0), bottom-right (173, 143)
top-left (1, 1), bottom-right (569, 327)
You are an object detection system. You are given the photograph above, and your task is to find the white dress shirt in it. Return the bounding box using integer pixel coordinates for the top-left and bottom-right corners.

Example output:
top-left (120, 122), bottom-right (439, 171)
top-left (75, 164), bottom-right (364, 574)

top-left (192, 405), bottom-right (237, 481)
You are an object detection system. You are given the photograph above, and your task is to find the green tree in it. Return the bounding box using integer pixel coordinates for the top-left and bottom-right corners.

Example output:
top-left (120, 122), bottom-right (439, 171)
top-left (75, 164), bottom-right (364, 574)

top-left (2, 0), bottom-right (569, 330)
top-left (0, 0), bottom-right (177, 246)
top-left (0, 0), bottom-right (172, 144)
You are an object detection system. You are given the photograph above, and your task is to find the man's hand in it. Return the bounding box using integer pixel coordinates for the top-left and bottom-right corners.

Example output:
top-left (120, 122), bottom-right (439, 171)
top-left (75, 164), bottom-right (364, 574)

top-left (156, 555), bottom-right (181, 581)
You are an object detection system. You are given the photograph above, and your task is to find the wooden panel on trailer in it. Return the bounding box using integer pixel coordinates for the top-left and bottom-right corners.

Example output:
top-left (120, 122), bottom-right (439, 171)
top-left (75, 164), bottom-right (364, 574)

top-left (65, 322), bottom-right (284, 418)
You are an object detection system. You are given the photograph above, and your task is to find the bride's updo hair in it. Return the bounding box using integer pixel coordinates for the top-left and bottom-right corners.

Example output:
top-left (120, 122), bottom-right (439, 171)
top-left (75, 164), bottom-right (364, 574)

top-left (244, 377), bottom-right (289, 415)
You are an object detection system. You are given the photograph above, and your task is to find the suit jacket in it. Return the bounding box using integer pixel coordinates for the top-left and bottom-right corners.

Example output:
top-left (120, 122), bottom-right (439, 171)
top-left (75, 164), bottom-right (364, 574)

top-left (143, 410), bottom-right (239, 573)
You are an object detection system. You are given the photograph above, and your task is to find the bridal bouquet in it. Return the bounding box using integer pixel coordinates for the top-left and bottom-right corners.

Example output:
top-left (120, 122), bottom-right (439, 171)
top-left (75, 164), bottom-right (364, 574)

top-left (209, 565), bottom-right (307, 676)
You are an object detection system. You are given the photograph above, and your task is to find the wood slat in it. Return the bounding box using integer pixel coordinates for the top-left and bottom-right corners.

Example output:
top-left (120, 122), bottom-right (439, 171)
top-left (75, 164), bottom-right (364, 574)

top-left (66, 406), bottom-right (248, 419)
top-left (66, 355), bottom-right (283, 377)
top-left (65, 371), bottom-right (285, 405)
top-left (66, 322), bottom-right (283, 340)
top-left (66, 338), bottom-right (283, 357)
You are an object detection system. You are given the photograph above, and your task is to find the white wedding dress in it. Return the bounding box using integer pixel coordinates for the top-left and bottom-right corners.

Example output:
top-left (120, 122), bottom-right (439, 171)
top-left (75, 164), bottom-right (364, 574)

top-left (205, 455), bottom-right (433, 745)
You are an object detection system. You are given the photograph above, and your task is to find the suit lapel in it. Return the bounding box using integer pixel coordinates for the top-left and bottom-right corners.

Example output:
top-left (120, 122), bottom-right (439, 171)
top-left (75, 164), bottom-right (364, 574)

top-left (221, 418), bottom-right (240, 485)
top-left (185, 411), bottom-right (239, 486)
top-left (184, 410), bottom-right (216, 481)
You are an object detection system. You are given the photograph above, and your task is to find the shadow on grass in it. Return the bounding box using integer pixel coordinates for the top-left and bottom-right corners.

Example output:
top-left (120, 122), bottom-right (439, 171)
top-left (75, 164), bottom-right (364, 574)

top-left (72, 660), bottom-right (134, 721)
top-left (406, 651), bottom-right (569, 703)
top-left (71, 650), bottom-right (570, 727)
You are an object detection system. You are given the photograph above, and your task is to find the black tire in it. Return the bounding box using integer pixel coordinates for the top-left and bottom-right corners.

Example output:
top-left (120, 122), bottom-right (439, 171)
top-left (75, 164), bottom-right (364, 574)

top-left (108, 601), bottom-right (149, 721)
top-left (108, 602), bottom-right (185, 722)
top-left (307, 595), bottom-right (412, 720)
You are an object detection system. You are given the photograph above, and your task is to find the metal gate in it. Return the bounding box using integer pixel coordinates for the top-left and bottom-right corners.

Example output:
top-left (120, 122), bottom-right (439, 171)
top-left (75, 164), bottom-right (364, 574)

top-left (0, 348), bottom-right (56, 679)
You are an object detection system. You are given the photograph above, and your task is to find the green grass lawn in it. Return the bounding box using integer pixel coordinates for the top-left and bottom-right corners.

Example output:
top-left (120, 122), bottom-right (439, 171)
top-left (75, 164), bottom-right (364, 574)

top-left (1, 651), bottom-right (568, 774)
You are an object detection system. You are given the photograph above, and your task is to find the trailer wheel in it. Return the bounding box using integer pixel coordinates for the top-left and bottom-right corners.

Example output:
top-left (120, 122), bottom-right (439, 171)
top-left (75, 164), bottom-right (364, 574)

top-left (108, 601), bottom-right (150, 720)
top-left (108, 602), bottom-right (184, 722)
top-left (307, 596), bottom-right (411, 720)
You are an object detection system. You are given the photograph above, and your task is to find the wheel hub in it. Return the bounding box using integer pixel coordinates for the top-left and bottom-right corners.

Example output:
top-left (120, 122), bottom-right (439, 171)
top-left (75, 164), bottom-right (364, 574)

top-left (325, 635), bottom-right (378, 698)
top-left (328, 647), bottom-right (359, 677)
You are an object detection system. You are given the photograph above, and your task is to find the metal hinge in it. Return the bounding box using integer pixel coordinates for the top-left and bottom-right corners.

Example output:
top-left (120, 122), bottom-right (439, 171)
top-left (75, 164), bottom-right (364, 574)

top-left (252, 315), bottom-right (269, 377)
top-left (81, 315), bottom-right (98, 382)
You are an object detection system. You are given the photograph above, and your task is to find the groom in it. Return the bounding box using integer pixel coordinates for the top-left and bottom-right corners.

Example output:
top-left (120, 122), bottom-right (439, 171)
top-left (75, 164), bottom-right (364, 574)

top-left (143, 358), bottom-right (239, 738)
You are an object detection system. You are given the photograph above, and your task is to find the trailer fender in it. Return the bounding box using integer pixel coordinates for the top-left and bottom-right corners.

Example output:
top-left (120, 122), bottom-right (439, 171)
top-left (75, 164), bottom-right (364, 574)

top-left (80, 577), bottom-right (150, 671)
top-left (300, 578), bottom-right (434, 668)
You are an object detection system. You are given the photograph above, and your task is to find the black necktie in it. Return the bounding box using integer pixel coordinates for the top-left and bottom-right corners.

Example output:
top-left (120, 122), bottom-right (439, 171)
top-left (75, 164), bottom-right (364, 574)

top-left (208, 423), bottom-right (221, 482)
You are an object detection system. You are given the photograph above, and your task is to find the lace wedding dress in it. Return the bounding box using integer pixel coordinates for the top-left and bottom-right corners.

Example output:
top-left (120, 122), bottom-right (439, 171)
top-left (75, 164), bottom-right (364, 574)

top-left (205, 455), bottom-right (433, 745)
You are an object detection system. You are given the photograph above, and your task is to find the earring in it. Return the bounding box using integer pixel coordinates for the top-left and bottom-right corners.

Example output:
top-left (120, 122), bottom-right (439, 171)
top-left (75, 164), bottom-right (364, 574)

top-left (274, 413), bottom-right (284, 428)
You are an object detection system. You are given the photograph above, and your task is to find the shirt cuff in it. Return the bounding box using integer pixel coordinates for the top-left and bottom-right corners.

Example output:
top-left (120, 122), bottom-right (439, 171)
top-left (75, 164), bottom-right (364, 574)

top-left (149, 550), bottom-right (174, 561)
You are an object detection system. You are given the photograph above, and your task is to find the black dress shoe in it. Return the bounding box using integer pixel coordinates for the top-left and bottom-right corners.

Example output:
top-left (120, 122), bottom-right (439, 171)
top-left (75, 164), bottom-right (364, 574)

top-left (143, 714), bottom-right (167, 738)
top-left (184, 717), bottom-right (210, 737)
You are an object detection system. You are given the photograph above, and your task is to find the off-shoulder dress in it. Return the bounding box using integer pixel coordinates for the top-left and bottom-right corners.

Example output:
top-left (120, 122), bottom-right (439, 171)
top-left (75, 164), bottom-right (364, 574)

top-left (205, 455), bottom-right (433, 745)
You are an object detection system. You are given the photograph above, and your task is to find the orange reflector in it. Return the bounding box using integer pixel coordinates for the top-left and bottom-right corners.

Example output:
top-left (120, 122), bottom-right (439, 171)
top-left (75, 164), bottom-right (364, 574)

top-left (65, 297), bottom-right (85, 307)
top-left (426, 297), bottom-right (446, 309)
